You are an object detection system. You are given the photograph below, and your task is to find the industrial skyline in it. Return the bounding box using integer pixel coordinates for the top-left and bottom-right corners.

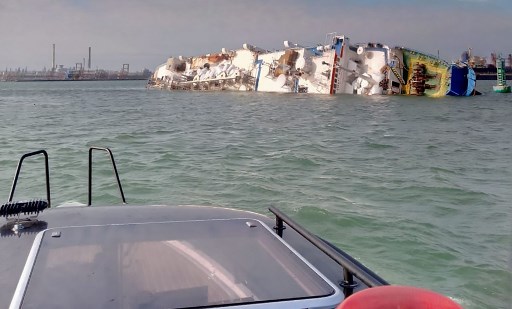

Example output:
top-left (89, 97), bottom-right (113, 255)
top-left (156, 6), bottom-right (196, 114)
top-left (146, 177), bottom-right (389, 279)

top-left (5, 44), bottom-right (125, 73)
top-left (50, 44), bottom-right (93, 71)
top-left (0, 0), bottom-right (510, 72)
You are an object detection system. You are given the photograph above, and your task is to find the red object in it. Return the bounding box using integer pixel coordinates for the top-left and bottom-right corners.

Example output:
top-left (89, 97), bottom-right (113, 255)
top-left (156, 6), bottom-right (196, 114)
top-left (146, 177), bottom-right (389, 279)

top-left (338, 285), bottom-right (463, 309)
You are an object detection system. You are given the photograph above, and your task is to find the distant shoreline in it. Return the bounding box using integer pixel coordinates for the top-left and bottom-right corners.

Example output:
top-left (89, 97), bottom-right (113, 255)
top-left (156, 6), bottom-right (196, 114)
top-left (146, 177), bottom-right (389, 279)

top-left (1, 70), bottom-right (152, 82)
top-left (474, 67), bottom-right (512, 80)
top-left (2, 69), bottom-right (509, 82)
top-left (0, 78), bottom-right (148, 82)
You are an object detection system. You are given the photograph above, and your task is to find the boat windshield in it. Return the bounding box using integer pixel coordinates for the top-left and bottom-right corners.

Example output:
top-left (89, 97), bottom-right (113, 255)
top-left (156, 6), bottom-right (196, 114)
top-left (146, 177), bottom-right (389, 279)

top-left (14, 218), bottom-right (338, 308)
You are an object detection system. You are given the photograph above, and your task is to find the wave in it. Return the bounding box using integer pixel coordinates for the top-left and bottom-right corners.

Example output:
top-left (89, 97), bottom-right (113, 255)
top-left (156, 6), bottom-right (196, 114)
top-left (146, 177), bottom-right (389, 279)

top-left (365, 142), bottom-right (397, 149)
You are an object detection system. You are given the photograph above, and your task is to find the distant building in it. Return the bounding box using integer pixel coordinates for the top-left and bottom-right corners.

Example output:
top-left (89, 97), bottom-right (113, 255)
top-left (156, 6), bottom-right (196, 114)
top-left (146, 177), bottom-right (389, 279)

top-left (461, 48), bottom-right (487, 68)
top-left (489, 53), bottom-right (512, 69)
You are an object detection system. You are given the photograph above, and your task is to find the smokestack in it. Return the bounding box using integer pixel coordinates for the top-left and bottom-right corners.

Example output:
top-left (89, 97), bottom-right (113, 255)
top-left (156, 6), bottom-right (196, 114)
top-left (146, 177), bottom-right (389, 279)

top-left (52, 44), bottom-right (55, 70)
top-left (88, 47), bottom-right (91, 69)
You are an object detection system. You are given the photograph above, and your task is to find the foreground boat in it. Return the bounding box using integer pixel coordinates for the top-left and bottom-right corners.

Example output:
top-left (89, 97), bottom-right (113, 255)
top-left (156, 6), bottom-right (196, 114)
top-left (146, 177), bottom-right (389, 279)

top-left (2, 148), bottom-right (462, 308)
top-left (148, 33), bottom-right (477, 97)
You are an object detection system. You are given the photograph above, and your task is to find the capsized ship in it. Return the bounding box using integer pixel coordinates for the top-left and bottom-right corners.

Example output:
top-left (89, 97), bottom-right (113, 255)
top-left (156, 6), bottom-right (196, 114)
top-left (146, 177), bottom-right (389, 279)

top-left (148, 33), bottom-right (477, 97)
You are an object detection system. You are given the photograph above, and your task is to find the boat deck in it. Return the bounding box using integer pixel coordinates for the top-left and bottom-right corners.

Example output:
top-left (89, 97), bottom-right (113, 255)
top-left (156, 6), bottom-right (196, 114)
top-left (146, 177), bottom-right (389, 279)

top-left (1, 204), bottom-right (376, 308)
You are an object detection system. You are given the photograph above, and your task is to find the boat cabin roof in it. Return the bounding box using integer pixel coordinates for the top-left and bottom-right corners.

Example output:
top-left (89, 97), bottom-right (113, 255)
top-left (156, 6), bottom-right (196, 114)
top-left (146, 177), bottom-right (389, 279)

top-left (8, 207), bottom-right (342, 308)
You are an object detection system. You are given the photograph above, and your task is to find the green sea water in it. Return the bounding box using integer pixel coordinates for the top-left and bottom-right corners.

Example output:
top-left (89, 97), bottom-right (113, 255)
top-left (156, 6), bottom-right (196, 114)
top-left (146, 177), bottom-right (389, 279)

top-left (0, 80), bottom-right (510, 308)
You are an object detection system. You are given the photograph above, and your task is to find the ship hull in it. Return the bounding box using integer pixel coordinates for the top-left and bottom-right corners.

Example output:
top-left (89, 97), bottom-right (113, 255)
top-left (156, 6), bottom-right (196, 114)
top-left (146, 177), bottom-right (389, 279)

top-left (396, 48), bottom-right (450, 97)
top-left (447, 65), bottom-right (476, 96)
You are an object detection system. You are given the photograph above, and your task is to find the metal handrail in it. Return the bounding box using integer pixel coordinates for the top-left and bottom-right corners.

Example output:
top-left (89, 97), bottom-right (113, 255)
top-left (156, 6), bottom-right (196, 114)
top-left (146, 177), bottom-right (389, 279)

top-left (269, 206), bottom-right (388, 292)
top-left (88, 147), bottom-right (126, 206)
top-left (8, 150), bottom-right (51, 207)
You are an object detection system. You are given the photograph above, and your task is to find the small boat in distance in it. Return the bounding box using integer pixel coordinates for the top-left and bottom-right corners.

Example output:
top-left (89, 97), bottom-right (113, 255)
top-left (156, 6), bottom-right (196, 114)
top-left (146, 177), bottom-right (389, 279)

top-left (2, 148), bottom-right (462, 308)
top-left (493, 56), bottom-right (511, 93)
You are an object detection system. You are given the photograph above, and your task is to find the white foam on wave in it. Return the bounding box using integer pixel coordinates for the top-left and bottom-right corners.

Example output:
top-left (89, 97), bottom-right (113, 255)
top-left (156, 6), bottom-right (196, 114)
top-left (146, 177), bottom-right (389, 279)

top-left (448, 296), bottom-right (468, 307)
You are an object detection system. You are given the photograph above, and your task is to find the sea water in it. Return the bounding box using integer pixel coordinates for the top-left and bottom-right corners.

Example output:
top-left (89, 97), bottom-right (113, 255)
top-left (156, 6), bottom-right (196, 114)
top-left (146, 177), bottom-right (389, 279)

top-left (0, 80), bottom-right (510, 308)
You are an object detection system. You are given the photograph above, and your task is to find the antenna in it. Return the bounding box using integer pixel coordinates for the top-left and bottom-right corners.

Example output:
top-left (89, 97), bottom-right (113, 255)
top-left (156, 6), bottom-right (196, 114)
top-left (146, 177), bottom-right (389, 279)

top-left (52, 44), bottom-right (56, 71)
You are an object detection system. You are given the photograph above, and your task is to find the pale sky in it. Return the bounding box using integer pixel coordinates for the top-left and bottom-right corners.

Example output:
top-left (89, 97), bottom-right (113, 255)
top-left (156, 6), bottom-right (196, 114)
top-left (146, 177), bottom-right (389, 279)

top-left (0, 0), bottom-right (510, 72)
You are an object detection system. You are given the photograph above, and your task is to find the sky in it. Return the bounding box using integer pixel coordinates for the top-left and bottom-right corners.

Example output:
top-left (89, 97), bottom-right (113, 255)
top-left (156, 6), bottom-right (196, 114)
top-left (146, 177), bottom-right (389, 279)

top-left (0, 0), bottom-right (510, 72)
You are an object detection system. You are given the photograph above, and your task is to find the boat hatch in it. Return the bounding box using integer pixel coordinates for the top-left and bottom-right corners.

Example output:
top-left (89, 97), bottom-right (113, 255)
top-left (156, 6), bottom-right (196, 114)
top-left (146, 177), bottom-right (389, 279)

top-left (11, 218), bottom-right (342, 308)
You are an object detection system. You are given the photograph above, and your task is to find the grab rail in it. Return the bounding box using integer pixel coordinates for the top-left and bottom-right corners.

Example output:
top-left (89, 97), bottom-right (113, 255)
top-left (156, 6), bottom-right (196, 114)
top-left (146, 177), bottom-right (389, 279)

top-left (88, 147), bottom-right (126, 206)
top-left (269, 206), bottom-right (388, 295)
top-left (8, 150), bottom-right (51, 207)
